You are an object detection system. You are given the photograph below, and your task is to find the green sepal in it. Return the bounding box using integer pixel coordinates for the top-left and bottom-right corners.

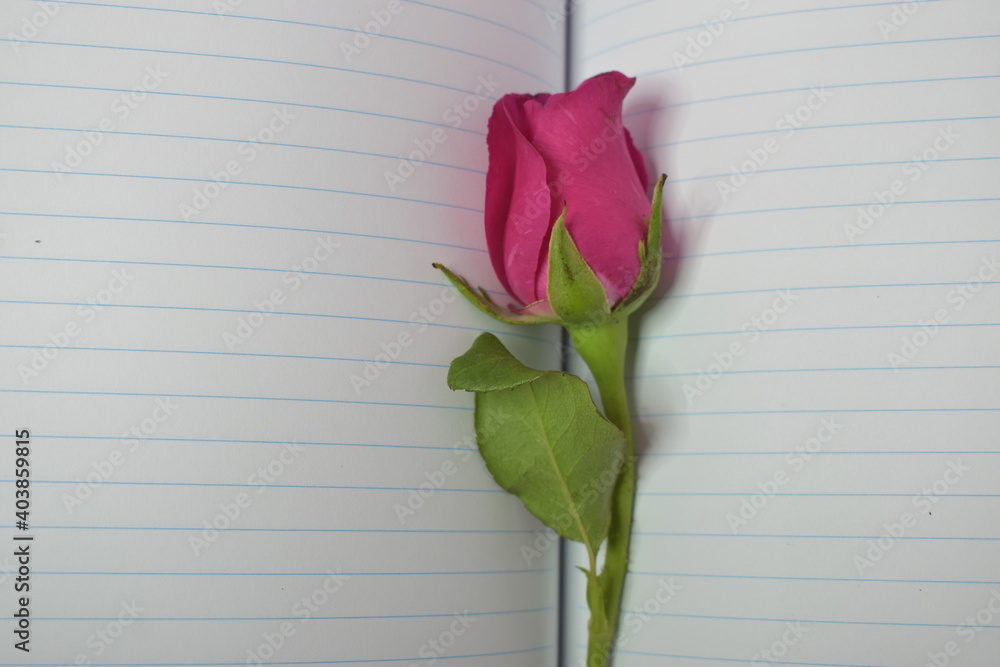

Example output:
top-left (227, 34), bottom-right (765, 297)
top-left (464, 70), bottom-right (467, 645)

top-left (433, 263), bottom-right (558, 325)
top-left (615, 173), bottom-right (667, 318)
top-left (546, 207), bottom-right (613, 326)
top-left (449, 333), bottom-right (625, 556)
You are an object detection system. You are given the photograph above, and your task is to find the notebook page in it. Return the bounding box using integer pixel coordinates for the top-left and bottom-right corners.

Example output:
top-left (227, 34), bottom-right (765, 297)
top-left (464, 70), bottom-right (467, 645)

top-left (564, 1), bottom-right (1000, 664)
top-left (0, 0), bottom-right (565, 664)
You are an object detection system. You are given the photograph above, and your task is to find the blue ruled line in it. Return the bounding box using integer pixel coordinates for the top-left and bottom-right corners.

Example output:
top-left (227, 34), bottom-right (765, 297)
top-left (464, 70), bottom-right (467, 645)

top-left (0, 644), bottom-right (552, 666)
top-left (636, 322), bottom-right (1000, 341)
top-left (36, 569), bottom-right (553, 576)
top-left (626, 74), bottom-right (1000, 117)
top-left (572, 605), bottom-right (1000, 629)
top-left (664, 156), bottom-right (1000, 185)
top-left (654, 278), bottom-right (1000, 300)
top-left (0, 123), bottom-right (485, 176)
top-left (0, 299), bottom-right (551, 343)
top-left (638, 492), bottom-right (1000, 498)
top-left (611, 648), bottom-right (889, 667)
top-left (635, 531), bottom-right (1000, 541)
top-left (0, 37), bottom-right (503, 101)
top-left (0, 81), bottom-right (485, 136)
top-left (643, 408), bottom-right (1000, 417)
top-left (18, 434), bottom-right (472, 453)
top-left (631, 365), bottom-right (1000, 379)
top-left (0, 210), bottom-right (490, 253)
top-left (35, 605), bottom-right (551, 622)
top-left (0, 167), bottom-right (484, 215)
top-left (639, 33), bottom-right (1000, 77)
top-left (584, 1), bottom-right (944, 60)
top-left (0, 388), bottom-right (471, 412)
top-left (660, 238), bottom-right (1000, 262)
top-left (647, 118), bottom-right (998, 150)
top-left (11, 525), bottom-right (533, 534)
top-left (0, 344), bottom-right (451, 369)
top-left (0, 253), bottom-right (494, 292)
top-left (1, 479), bottom-right (502, 493)
top-left (630, 571), bottom-right (1000, 585)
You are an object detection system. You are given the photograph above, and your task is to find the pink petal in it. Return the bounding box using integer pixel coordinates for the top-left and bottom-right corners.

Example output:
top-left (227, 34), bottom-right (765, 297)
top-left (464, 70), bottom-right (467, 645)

top-left (484, 95), bottom-right (552, 306)
top-left (624, 127), bottom-right (649, 191)
top-left (522, 72), bottom-right (651, 303)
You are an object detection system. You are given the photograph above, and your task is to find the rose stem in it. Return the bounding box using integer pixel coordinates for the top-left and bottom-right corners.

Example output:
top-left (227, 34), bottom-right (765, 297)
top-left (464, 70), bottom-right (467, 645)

top-left (570, 318), bottom-right (635, 667)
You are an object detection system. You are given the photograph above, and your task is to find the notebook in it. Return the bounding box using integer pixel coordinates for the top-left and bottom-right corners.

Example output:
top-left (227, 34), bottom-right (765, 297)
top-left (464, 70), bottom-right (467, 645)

top-left (1, 0), bottom-right (997, 665)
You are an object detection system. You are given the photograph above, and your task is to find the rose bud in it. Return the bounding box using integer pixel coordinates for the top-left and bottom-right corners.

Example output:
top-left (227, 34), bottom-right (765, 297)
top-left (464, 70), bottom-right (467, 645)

top-left (435, 71), bottom-right (665, 328)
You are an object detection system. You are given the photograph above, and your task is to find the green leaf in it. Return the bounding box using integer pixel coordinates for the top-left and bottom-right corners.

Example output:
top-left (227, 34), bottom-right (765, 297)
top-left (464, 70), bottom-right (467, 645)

top-left (617, 173), bottom-right (667, 317)
top-left (449, 334), bottom-right (625, 555)
top-left (447, 332), bottom-right (546, 392)
top-left (546, 208), bottom-right (612, 326)
top-left (473, 375), bottom-right (624, 551)
top-left (433, 263), bottom-right (558, 325)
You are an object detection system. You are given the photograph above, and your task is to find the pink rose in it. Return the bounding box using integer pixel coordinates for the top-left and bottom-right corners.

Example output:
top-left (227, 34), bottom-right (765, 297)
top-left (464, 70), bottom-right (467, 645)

top-left (437, 73), bottom-right (664, 667)
top-left (485, 71), bottom-right (652, 316)
top-left (435, 71), bottom-right (663, 326)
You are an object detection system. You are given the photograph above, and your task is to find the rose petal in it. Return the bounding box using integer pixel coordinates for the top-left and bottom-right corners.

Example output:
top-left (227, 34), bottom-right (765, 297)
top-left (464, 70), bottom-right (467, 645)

top-left (624, 127), bottom-right (649, 191)
top-left (484, 95), bottom-right (530, 301)
top-left (521, 72), bottom-right (651, 303)
top-left (485, 95), bottom-right (552, 305)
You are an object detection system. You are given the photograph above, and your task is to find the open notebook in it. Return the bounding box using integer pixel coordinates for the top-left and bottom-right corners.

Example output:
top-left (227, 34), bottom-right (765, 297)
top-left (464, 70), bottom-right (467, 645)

top-left (1, 0), bottom-right (997, 664)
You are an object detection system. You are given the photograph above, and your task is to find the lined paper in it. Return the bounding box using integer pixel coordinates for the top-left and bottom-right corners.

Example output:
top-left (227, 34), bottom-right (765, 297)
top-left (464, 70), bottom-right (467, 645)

top-left (0, 0), bottom-right (564, 664)
top-left (566, 1), bottom-right (1000, 665)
